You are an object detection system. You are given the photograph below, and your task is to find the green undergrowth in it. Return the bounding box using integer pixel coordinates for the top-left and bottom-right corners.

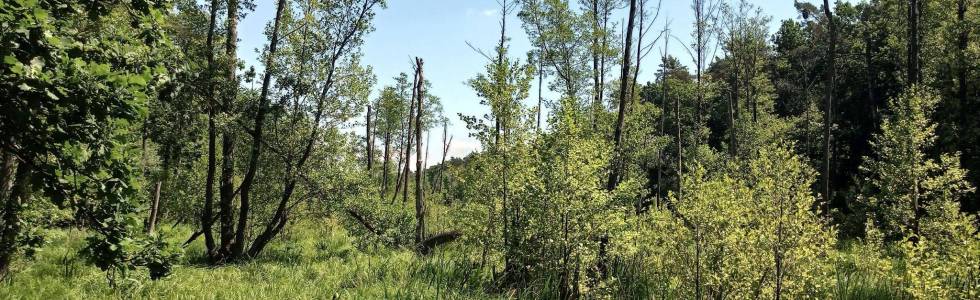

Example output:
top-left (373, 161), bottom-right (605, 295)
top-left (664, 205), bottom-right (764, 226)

top-left (0, 219), bottom-right (499, 299)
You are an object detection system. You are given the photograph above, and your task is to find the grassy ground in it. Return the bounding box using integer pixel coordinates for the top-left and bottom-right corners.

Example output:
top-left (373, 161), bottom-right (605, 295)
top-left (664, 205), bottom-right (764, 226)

top-left (0, 218), bottom-right (500, 299)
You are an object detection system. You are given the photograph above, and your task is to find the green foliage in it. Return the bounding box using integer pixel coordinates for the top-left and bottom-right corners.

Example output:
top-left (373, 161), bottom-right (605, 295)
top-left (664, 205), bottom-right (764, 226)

top-left (859, 86), bottom-right (975, 238)
top-left (1, 0), bottom-right (181, 282)
top-left (630, 145), bottom-right (836, 298)
top-left (858, 85), bottom-right (980, 298)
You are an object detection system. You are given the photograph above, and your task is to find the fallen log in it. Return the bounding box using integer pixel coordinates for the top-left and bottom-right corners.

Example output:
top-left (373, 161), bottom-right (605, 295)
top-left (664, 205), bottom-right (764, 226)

top-left (416, 230), bottom-right (462, 255)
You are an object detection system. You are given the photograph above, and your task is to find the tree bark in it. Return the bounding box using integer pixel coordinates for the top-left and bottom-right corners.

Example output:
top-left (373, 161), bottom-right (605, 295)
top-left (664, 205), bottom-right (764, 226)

top-left (401, 69), bottom-right (419, 204)
top-left (217, 0), bottom-right (240, 260)
top-left (607, 0), bottom-right (637, 191)
top-left (148, 181), bottom-right (162, 234)
top-left (247, 0), bottom-right (379, 258)
top-left (366, 104), bottom-right (373, 170)
top-left (414, 58), bottom-right (426, 245)
top-left (956, 0), bottom-right (967, 137)
top-left (907, 0), bottom-right (921, 85)
top-left (0, 151), bottom-right (23, 280)
top-left (822, 0), bottom-right (837, 216)
top-left (591, 0), bottom-right (601, 130)
top-left (201, 0), bottom-right (220, 255)
top-left (382, 130), bottom-right (391, 197)
top-left (232, 0), bottom-right (287, 259)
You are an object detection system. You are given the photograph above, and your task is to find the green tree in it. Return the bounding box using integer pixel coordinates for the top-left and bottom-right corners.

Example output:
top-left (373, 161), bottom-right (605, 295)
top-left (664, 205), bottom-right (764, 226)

top-left (1, 0), bottom-right (181, 281)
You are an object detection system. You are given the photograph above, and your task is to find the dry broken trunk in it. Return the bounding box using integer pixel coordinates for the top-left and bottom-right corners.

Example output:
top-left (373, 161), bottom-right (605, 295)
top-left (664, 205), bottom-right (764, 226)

top-left (414, 58), bottom-right (426, 246)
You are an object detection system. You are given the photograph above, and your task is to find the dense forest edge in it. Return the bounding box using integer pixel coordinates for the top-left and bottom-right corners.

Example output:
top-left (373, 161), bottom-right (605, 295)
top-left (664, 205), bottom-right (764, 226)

top-left (1, 0), bottom-right (979, 298)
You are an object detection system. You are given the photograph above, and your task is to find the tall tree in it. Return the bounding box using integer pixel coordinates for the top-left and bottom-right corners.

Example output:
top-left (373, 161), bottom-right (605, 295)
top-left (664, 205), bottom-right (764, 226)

top-left (821, 0), bottom-right (836, 215)
top-left (907, 0), bottom-right (921, 85)
top-left (607, 0), bottom-right (637, 190)
top-left (202, 0), bottom-right (221, 256)
top-left (247, 0), bottom-right (382, 258)
top-left (217, 0), bottom-right (240, 260)
top-left (231, 0), bottom-right (288, 260)
top-left (414, 58), bottom-right (426, 246)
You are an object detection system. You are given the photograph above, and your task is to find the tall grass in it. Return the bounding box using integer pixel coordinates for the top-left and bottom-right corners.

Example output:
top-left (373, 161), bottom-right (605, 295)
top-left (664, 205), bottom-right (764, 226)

top-left (1, 218), bottom-right (917, 299)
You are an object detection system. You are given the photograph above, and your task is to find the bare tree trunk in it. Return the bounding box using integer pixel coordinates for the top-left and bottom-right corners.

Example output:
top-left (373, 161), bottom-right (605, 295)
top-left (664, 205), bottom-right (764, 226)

top-left (694, 0), bottom-right (705, 130)
top-left (0, 151), bottom-right (25, 280)
top-left (676, 51), bottom-right (683, 203)
top-left (392, 115), bottom-right (407, 202)
top-left (148, 181), bottom-right (162, 234)
top-left (599, 1), bottom-right (610, 111)
top-left (591, 0), bottom-right (601, 130)
top-left (201, 0), bottom-right (221, 256)
top-left (537, 57), bottom-right (543, 131)
top-left (402, 68), bottom-right (419, 204)
top-left (907, 0), bottom-right (921, 86)
top-left (657, 28), bottom-right (669, 202)
top-left (414, 58), bottom-right (426, 245)
top-left (822, 0), bottom-right (836, 216)
top-left (217, 0), bottom-right (240, 260)
top-left (956, 0), bottom-right (967, 135)
top-left (366, 104), bottom-right (373, 170)
top-left (231, 0), bottom-right (288, 259)
top-left (382, 130), bottom-right (391, 197)
top-left (607, 0), bottom-right (637, 191)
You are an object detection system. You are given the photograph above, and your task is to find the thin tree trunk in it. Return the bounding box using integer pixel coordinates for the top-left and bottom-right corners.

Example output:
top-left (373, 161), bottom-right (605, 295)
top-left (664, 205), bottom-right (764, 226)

top-left (414, 58), bottom-right (426, 245)
top-left (907, 0), bottom-right (921, 85)
top-left (392, 112), bottom-right (407, 202)
top-left (366, 104), bottom-right (373, 170)
top-left (537, 54), bottom-right (543, 131)
top-left (247, 0), bottom-right (379, 257)
top-left (607, 0), bottom-right (637, 191)
top-left (402, 69), bottom-right (419, 204)
top-left (148, 181), bottom-right (162, 234)
top-left (217, 0), bottom-right (240, 260)
top-left (657, 29), bottom-right (669, 202)
top-left (956, 0), bottom-right (967, 136)
top-left (694, 0), bottom-right (705, 130)
top-left (232, 0), bottom-right (287, 259)
top-left (202, 0), bottom-right (219, 252)
top-left (0, 151), bottom-right (24, 280)
top-left (591, 0), bottom-right (601, 130)
top-left (730, 57), bottom-right (739, 156)
top-left (822, 0), bottom-right (836, 215)
top-left (382, 130), bottom-right (391, 197)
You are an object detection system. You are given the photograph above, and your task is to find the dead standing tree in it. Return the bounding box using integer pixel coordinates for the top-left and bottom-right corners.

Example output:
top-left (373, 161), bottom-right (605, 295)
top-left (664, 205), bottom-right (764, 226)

top-left (413, 57), bottom-right (426, 246)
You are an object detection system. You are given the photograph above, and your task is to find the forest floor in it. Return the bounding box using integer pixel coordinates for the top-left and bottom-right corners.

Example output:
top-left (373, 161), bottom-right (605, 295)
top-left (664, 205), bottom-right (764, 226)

top-left (0, 218), bottom-right (502, 299)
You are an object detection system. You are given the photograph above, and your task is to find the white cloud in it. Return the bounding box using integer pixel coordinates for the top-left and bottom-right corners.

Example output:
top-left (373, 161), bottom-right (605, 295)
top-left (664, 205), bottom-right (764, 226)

top-left (481, 9), bottom-right (498, 17)
top-left (445, 137), bottom-right (482, 159)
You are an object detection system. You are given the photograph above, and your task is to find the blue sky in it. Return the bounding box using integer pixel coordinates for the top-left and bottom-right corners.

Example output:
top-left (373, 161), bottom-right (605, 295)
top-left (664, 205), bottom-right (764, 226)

top-left (234, 0), bottom-right (816, 166)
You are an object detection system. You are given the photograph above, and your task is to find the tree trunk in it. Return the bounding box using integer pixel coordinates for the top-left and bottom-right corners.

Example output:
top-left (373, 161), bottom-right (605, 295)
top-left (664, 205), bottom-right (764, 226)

top-left (0, 151), bottom-right (24, 280)
top-left (201, 0), bottom-right (220, 255)
top-left (402, 69), bottom-right (419, 204)
top-left (148, 181), bottom-right (162, 234)
top-left (822, 0), bottom-right (836, 215)
top-left (232, 0), bottom-right (287, 259)
top-left (537, 56), bottom-right (543, 131)
top-left (657, 29), bottom-right (669, 202)
top-left (907, 0), bottom-right (921, 86)
top-left (956, 0), bottom-right (967, 139)
top-left (366, 104), bottom-right (373, 170)
top-left (591, 0), bottom-right (601, 130)
top-left (217, 0), bottom-right (240, 260)
top-left (607, 0), bottom-right (637, 191)
top-left (382, 130), bottom-right (391, 197)
top-left (414, 58), bottom-right (426, 245)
